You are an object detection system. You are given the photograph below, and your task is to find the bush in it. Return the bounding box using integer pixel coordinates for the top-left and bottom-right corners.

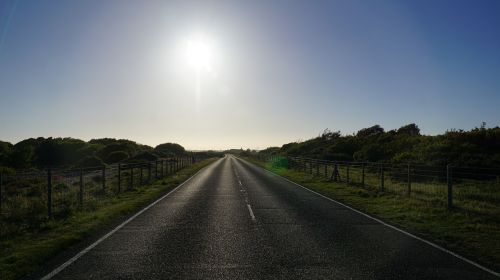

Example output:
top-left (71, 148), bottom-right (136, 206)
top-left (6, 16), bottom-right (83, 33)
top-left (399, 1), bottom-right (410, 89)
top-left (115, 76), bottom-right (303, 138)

top-left (78, 156), bottom-right (105, 168)
top-left (127, 151), bottom-right (158, 163)
top-left (154, 143), bottom-right (185, 156)
top-left (106, 151), bottom-right (129, 163)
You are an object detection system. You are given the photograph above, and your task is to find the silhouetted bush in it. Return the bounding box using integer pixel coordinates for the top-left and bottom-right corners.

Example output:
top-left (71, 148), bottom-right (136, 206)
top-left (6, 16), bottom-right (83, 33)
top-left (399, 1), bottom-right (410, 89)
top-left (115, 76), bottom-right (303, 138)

top-left (154, 143), bottom-right (186, 156)
top-left (127, 151), bottom-right (159, 163)
top-left (78, 156), bottom-right (105, 168)
top-left (259, 123), bottom-right (500, 168)
top-left (106, 151), bottom-right (129, 163)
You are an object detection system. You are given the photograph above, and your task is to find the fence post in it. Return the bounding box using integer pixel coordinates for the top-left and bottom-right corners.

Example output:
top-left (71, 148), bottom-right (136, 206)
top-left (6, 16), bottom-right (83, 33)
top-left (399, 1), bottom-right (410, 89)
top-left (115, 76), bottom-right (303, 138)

top-left (102, 166), bottom-right (106, 193)
top-left (316, 162), bottom-right (319, 175)
top-left (155, 161), bottom-right (158, 179)
top-left (47, 168), bottom-right (52, 218)
top-left (362, 163), bottom-right (365, 187)
top-left (118, 164), bottom-right (121, 193)
top-left (380, 165), bottom-right (384, 191)
top-left (309, 161), bottom-right (312, 174)
top-left (130, 166), bottom-right (134, 189)
top-left (447, 164), bottom-right (453, 209)
top-left (346, 163), bottom-right (350, 183)
top-left (140, 165), bottom-right (143, 185)
top-left (79, 168), bottom-right (84, 207)
top-left (148, 162), bottom-right (151, 182)
top-left (407, 164), bottom-right (411, 197)
top-left (330, 163), bottom-right (339, 181)
top-left (0, 172), bottom-right (3, 214)
top-left (324, 164), bottom-right (328, 178)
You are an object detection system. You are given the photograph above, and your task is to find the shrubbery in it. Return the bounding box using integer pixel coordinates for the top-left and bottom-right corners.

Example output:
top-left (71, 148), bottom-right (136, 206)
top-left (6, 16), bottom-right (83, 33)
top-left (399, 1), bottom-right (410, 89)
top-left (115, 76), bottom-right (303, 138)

top-left (260, 124), bottom-right (500, 168)
top-left (0, 137), bottom-right (189, 169)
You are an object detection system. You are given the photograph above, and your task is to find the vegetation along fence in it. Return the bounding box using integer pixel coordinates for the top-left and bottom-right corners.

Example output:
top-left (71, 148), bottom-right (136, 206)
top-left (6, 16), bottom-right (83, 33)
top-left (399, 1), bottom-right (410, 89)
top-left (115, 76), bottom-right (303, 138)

top-left (262, 155), bottom-right (500, 213)
top-left (0, 155), bottom-right (200, 231)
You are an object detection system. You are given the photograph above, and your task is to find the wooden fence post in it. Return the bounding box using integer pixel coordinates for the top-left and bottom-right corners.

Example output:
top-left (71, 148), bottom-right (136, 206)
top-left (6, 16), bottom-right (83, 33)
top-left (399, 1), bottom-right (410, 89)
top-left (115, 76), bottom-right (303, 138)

top-left (447, 164), bottom-right (453, 209)
top-left (79, 168), bottom-right (84, 207)
top-left (155, 161), bottom-right (158, 178)
top-left (334, 163), bottom-right (339, 181)
top-left (346, 163), bottom-right (350, 183)
top-left (0, 172), bottom-right (2, 214)
top-left (362, 163), bottom-right (365, 187)
top-left (380, 166), bottom-right (384, 191)
top-left (330, 163), bottom-right (339, 182)
top-left (47, 168), bottom-right (52, 218)
top-left (130, 166), bottom-right (134, 189)
top-left (139, 166), bottom-right (143, 185)
top-left (148, 162), bottom-right (151, 182)
top-left (118, 164), bottom-right (121, 193)
top-left (102, 166), bottom-right (106, 193)
top-left (407, 164), bottom-right (411, 197)
top-left (324, 164), bottom-right (328, 178)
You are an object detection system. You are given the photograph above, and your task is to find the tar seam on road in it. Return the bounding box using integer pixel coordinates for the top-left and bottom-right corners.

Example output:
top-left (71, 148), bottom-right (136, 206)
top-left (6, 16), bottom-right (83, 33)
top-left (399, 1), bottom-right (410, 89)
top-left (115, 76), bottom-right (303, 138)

top-left (40, 161), bottom-right (219, 280)
top-left (256, 163), bottom-right (500, 278)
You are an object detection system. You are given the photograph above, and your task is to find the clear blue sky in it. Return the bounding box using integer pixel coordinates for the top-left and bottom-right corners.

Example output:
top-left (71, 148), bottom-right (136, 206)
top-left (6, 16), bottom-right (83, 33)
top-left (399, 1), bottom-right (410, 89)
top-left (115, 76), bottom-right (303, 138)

top-left (0, 0), bottom-right (499, 150)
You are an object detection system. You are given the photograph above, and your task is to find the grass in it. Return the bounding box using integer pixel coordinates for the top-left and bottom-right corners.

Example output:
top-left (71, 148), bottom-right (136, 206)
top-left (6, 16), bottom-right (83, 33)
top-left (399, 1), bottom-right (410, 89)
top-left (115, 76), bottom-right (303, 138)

top-left (244, 156), bottom-right (500, 273)
top-left (0, 158), bottom-right (218, 280)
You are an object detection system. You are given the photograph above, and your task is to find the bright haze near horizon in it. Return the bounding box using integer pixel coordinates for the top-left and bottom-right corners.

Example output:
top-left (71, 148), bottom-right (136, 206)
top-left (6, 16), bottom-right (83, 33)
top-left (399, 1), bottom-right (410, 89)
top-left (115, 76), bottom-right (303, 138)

top-left (0, 0), bottom-right (499, 150)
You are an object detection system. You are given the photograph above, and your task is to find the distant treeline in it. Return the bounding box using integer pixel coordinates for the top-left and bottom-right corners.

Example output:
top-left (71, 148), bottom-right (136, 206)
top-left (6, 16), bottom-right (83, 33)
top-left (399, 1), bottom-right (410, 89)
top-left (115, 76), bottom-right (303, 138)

top-left (0, 137), bottom-right (221, 170)
top-left (258, 124), bottom-right (500, 168)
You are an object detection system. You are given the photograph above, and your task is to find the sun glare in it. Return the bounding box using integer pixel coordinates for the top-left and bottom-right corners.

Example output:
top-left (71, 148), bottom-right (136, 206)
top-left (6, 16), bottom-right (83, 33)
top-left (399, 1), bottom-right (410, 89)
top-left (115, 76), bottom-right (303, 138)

top-left (185, 36), bottom-right (213, 71)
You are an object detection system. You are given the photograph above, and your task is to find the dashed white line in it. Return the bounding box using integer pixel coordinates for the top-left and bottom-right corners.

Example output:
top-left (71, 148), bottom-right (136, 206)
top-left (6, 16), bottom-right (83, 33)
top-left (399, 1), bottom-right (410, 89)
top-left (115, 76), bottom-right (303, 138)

top-left (246, 204), bottom-right (256, 221)
top-left (232, 163), bottom-right (257, 222)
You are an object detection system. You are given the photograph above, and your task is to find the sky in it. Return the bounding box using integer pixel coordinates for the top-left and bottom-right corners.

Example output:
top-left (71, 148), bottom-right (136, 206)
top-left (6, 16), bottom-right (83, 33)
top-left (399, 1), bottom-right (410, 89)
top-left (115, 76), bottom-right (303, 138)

top-left (0, 0), bottom-right (499, 150)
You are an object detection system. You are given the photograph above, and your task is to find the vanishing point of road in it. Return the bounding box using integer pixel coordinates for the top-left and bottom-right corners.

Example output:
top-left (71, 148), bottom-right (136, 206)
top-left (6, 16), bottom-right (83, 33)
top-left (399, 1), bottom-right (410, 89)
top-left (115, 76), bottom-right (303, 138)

top-left (41, 155), bottom-right (498, 279)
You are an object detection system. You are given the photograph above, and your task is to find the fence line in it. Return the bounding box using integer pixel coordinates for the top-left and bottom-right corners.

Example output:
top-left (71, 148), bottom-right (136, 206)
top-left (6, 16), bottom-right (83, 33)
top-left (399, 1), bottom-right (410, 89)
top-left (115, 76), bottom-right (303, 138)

top-left (261, 155), bottom-right (500, 212)
top-left (0, 155), bottom-right (204, 227)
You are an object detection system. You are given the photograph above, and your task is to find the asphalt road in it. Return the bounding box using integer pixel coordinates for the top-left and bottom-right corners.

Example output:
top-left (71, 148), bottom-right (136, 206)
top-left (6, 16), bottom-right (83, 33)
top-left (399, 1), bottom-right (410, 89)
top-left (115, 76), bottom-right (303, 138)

top-left (43, 155), bottom-right (497, 279)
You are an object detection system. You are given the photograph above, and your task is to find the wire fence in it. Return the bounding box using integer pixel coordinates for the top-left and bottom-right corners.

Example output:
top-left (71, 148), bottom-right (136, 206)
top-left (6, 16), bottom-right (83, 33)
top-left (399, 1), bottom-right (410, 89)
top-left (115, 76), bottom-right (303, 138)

top-left (262, 155), bottom-right (500, 215)
top-left (0, 156), bottom-right (200, 233)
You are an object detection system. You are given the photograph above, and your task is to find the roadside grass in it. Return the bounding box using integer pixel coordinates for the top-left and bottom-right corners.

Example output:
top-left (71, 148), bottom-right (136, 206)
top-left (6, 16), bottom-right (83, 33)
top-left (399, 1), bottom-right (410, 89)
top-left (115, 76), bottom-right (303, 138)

top-left (244, 157), bottom-right (500, 273)
top-left (0, 158), bottom-right (218, 280)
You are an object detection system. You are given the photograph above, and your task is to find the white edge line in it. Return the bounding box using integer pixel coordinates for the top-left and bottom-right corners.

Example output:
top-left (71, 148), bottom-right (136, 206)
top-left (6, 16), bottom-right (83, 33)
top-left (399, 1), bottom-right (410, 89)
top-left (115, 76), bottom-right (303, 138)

top-left (40, 161), bottom-right (217, 280)
top-left (267, 169), bottom-right (500, 278)
top-left (239, 158), bottom-right (500, 278)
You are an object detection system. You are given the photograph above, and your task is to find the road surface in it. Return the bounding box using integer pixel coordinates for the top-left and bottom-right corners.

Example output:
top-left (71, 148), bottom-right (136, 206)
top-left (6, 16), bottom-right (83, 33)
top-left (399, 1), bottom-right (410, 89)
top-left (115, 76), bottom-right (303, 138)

top-left (42, 155), bottom-right (497, 279)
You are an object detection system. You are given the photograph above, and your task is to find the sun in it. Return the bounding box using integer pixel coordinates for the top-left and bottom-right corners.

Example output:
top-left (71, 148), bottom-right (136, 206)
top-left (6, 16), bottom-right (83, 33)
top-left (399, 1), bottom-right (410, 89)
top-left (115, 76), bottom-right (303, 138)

top-left (185, 35), bottom-right (213, 71)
